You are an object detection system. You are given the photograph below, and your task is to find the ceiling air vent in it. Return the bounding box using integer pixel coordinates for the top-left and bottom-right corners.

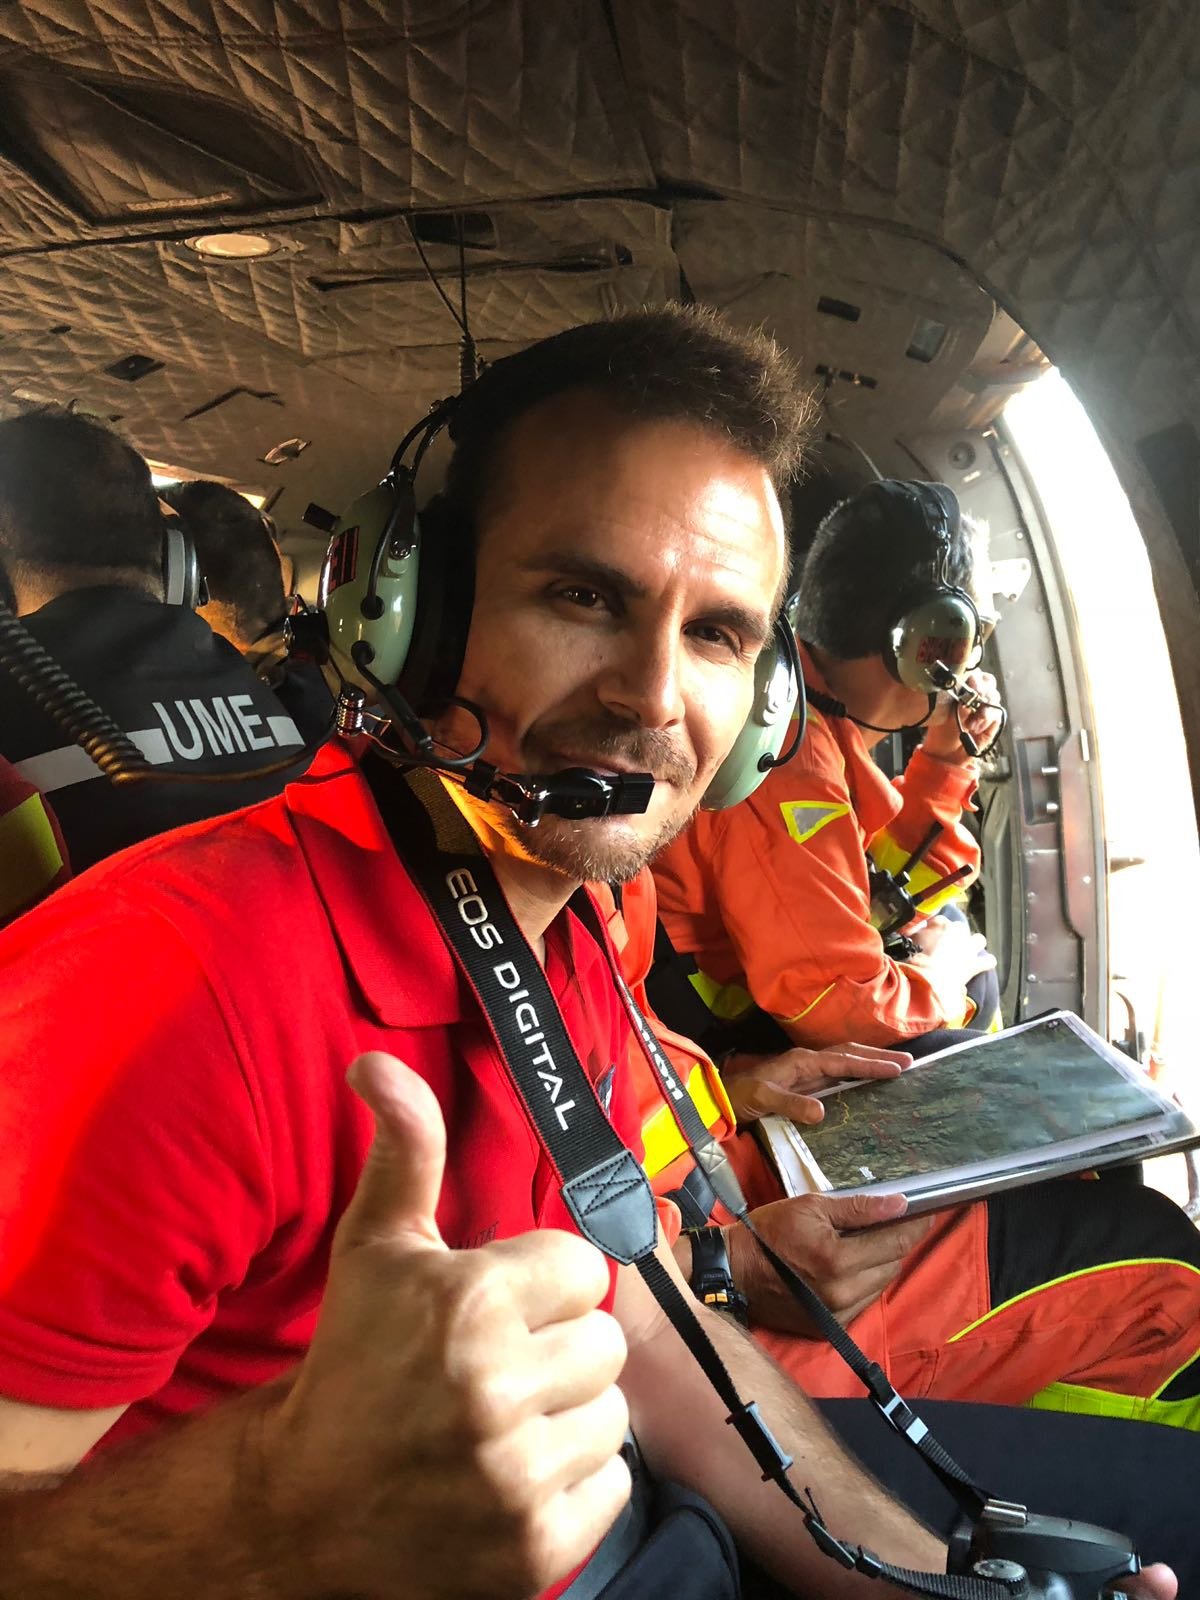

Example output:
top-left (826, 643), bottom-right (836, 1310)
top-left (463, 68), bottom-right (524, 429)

top-left (410, 211), bottom-right (498, 251)
top-left (816, 296), bottom-right (861, 323)
top-left (906, 318), bottom-right (948, 364)
top-left (0, 71), bottom-right (320, 226)
top-left (104, 353), bottom-right (164, 383)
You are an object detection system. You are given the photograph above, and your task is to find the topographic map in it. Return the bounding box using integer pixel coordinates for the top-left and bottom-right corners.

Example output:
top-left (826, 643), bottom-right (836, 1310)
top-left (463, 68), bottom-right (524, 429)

top-left (796, 1019), bottom-right (1166, 1192)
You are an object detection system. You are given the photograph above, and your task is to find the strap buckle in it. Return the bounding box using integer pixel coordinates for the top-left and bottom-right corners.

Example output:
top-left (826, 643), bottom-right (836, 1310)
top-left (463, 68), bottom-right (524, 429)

top-left (878, 1389), bottom-right (929, 1448)
top-left (726, 1400), bottom-right (794, 1483)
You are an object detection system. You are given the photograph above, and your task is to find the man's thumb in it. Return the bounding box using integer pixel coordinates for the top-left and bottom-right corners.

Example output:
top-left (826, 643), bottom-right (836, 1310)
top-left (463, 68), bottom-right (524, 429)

top-left (337, 1052), bottom-right (448, 1252)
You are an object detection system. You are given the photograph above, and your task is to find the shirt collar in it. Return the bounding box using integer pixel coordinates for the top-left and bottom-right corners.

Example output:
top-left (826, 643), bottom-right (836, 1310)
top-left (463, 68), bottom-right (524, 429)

top-left (284, 741), bottom-right (464, 1027)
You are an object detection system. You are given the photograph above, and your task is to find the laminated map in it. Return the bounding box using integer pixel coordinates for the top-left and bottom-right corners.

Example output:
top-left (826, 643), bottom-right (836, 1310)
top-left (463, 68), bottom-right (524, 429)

top-left (764, 1013), bottom-right (1181, 1204)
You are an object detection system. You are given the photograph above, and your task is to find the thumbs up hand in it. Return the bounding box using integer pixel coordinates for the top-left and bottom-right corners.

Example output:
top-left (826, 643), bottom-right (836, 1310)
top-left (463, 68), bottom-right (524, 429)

top-left (264, 1053), bottom-right (632, 1599)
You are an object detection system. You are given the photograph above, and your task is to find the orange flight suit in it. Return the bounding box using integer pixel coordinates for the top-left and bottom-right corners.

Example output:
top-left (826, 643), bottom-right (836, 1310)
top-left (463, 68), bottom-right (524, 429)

top-left (600, 871), bottom-right (1200, 1429)
top-left (652, 644), bottom-right (982, 1047)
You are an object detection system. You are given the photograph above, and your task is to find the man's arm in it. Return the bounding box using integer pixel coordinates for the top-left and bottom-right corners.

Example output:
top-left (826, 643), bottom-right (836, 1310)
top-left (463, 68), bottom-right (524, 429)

top-left (880, 674), bottom-right (1003, 906)
top-left (0, 1056), bottom-right (632, 1600)
top-left (615, 1235), bottom-right (945, 1597)
top-left (692, 765), bottom-right (960, 1047)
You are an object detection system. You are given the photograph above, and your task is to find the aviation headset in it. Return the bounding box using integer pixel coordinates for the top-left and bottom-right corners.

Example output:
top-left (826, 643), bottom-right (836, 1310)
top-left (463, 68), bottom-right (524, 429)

top-left (879, 479), bottom-right (983, 694)
top-left (160, 518), bottom-right (205, 610)
top-left (319, 391), bottom-right (804, 811)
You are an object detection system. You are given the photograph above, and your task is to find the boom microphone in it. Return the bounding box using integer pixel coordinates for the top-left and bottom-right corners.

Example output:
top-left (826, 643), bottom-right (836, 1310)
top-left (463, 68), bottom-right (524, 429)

top-left (333, 682), bottom-right (655, 825)
top-left (462, 761), bottom-right (655, 825)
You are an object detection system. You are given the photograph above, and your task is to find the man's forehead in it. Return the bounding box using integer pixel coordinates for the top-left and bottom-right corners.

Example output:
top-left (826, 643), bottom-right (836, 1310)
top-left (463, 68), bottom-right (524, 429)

top-left (480, 392), bottom-right (784, 554)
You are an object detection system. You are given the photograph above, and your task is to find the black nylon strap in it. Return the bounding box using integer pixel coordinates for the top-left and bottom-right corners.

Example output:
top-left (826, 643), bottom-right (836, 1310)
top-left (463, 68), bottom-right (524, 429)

top-left (570, 889), bottom-right (750, 1223)
top-left (570, 888), bottom-right (991, 1519)
top-left (361, 756), bottom-right (1009, 1600)
top-left (665, 1164), bottom-right (720, 1231)
top-left (373, 763), bottom-right (656, 1264)
top-left (739, 1214), bottom-right (989, 1523)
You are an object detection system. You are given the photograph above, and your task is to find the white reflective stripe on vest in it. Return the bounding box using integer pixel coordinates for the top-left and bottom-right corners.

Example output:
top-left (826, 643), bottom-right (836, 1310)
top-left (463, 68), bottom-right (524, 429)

top-left (16, 712), bottom-right (302, 795)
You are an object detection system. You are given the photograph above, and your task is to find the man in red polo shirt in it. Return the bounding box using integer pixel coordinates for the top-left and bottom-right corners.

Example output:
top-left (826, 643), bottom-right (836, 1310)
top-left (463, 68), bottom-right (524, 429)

top-left (0, 310), bottom-right (1186, 1600)
top-left (0, 310), bottom-right (957, 1600)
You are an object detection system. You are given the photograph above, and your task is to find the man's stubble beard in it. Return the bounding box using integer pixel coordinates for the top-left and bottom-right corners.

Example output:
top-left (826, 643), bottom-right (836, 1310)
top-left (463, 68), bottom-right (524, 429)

top-left (500, 799), bottom-right (700, 885)
top-left (492, 713), bottom-right (703, 882)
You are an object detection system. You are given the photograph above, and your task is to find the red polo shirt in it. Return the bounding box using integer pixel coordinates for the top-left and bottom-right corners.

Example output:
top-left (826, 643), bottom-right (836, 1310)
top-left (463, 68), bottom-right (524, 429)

top-left (0, 748), bottom-right (643, 1464)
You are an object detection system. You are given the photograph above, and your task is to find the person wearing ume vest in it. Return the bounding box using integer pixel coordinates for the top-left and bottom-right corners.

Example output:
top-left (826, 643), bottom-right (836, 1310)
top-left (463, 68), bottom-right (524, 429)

top-left (0, 316), bottom-right (1190, 1599)
top-left (0, 408), bottom-right (313, 878)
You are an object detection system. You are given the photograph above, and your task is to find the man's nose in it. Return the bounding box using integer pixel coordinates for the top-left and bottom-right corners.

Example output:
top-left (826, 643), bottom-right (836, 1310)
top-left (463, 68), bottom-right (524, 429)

top-left (596, 628), bottom-right (686, 730)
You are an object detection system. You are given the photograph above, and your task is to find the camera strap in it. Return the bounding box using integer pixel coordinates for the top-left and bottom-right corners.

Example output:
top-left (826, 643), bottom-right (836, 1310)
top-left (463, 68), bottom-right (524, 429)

top-left (568, 888), bottom-right (994, 1525)
top-left (365, 757), bottom-right (1015, 1600)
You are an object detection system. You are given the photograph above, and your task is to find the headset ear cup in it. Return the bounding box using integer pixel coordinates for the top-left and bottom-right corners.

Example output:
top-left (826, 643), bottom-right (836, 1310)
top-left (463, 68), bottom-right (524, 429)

top-left (162, 524), bottom-right (202, 609)
top-left (320, 481), bottom-right (419, 683)
top-left (394, 495), bottom-right (474, 714)
top-left (702, 602), bottom-right (803, 811)
top-left (887, 589), bottom-right (981, 693)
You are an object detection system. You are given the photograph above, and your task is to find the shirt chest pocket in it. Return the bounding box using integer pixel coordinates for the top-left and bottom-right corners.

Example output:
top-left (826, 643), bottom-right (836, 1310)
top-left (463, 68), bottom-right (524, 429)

top-left (432, 1037), bottom-right (546, 1252)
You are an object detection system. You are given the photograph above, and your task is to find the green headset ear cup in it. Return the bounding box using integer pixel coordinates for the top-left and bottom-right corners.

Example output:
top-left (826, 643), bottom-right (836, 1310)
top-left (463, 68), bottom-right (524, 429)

top-left (879, 481), bottom-right (981, 693)
top-left (885, 588), bottom-right (981, 692)
top-left (320, 486), bottom-right (473, 706)
top-left (701, 598), bottom-right (803, 811)
top-left (320, 481), bottom-right (421, 685)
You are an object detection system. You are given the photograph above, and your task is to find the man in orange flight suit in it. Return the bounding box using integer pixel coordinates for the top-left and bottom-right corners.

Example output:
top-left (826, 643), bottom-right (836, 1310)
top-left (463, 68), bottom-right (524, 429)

top-left (601, 869), bottom-right (1200, 1431)
top-left (628, 480), bottom-right (1200, 1429)
top-left (652, 479), bottom-right (998, 1052)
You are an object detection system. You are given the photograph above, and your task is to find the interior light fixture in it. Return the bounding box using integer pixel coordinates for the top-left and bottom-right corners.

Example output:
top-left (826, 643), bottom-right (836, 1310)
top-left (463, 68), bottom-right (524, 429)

top-left (187, 232), bottom-right (281, 261)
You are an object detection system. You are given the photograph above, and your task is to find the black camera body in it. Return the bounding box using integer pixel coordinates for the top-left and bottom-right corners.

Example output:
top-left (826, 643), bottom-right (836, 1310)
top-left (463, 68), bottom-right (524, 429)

top-left (949, 1508), bottom-right (1139, 1600)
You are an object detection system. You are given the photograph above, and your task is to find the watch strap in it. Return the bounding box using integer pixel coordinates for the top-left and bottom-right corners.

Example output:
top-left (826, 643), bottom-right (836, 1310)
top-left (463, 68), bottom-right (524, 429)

top-left (687, 1225), bottom-right (750, 1325)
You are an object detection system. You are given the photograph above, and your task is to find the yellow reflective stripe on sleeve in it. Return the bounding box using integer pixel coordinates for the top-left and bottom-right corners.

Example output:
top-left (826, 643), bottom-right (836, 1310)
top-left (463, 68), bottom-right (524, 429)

top-left (641, 1061), bottom-right (729, 1179)
top-left (1027, 1381), bottom-right (1200, 1433)
top-left (687, 968), bottom-right (754, 1021)
top-left (783, 980), bottom-right (837, 1024)
top-left (779, 799), bottom-right (851, 846)
top-left (946, 1258), bottom-right (1200, 1343)
top-left (868, 833), bottom-right (910, 877)
top-left (869, 832), bottom-right (969, 914)
top-left (0, 791), bottom-right (63, 920)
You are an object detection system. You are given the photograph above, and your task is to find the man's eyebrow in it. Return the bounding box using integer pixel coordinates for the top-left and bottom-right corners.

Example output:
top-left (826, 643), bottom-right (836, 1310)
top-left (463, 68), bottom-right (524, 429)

top-left (519, 548), bottom-right (774, 647)
top-left (705, 602), bottom-right (774, 649)
top-left (518, 549), bottom-right (649, 601)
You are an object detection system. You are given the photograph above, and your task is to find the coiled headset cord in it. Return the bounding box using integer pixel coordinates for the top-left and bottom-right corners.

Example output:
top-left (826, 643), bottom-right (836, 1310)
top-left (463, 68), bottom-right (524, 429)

top-left (0, 602), bottom-right (321, 786)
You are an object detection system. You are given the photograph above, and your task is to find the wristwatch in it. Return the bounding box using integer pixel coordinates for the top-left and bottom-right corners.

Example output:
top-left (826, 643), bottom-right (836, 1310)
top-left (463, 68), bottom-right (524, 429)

top-left (687, 1225), bottom-right (750, 1325)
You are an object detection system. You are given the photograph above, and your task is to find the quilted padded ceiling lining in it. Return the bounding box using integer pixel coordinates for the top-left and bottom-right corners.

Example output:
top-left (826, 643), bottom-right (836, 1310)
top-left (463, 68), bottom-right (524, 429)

top-left (616, 0), bottom-right (1200, 437)
top-left (673, 202), bottom-right (997, 451)
top-left (0, 0), bottom-right (653, 236)
top-left (0, 198), bottom-right (678, 521)
top-left (0, 0), bottom-right (1196, 725)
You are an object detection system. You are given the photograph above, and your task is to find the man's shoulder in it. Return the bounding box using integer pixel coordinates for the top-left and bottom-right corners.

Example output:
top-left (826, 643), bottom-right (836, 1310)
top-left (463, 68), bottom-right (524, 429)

top-left (731, 710), bottom-right (850, 819)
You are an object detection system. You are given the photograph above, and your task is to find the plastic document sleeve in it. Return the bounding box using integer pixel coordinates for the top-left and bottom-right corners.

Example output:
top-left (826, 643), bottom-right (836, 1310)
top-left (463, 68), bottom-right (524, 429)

top-left (755, 1011), bottom-right (1200, 1216)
